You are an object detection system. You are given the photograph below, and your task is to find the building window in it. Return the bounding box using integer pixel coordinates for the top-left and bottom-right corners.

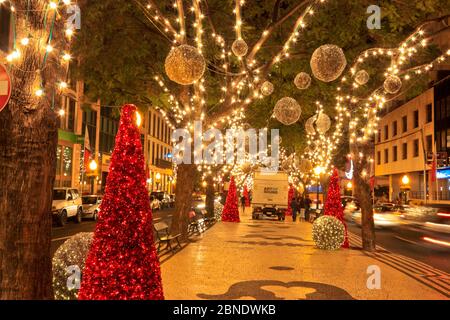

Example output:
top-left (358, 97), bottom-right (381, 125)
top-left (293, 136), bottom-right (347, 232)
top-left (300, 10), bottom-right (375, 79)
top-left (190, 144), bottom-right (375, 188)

top-left (402, 115), bottom-right (408, 133)
top-left (384, 125), bottom-right (389, 140)
top-left (0, 4), bottom-right (11, 52)
top-left (392, 121), bottom-right (398, 137)
top-left (55, 145), bottom-right (73, 187)
top-left (402, 142), bottom-right (408, 160)
top-left (426, 135), bottom-right (433, 152)
top-left (377, 151), bottom-right (381, 165)
top-left (393, 146), bottom-right (398, 162)
top-left (384, 149), bottom-right (389, 164)
top-left (82, 108), bottom-right (97, 150)
top-left (413, 139), bottom-right (419, 157)
top-left (377, 129), bottom-right (381, 143)
top-left (413, 110), bottom-right (419, 128)
top-left (426, 103), bottom-right (432, 123)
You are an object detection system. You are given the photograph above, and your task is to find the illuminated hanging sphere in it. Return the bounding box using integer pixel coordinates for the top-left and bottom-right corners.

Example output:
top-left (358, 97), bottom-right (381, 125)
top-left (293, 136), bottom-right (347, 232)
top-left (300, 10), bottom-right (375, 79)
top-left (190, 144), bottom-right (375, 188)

top-left (310, 44), bottom-right (347, 82)
top-left (354, 70), bottom-right (369, 85)
top-left (273, 97), bottom-right (302, 126)
top-left (165, 44), bottom-right (206, 85)
top-left (315, 112), bottom-right (331, 134)
top-left (383, 74), bottom-right (402, 94)
top-left (260, 81), bottom-right (274, 96)
top-left (52, 232), bottom-right (94, 300)
top-left (232, 39), bottom-right (248, 57)
top-left (305, 115), bottom-right (317, 135)
top-left (294, 72), bottom-right (312, 90)
top-left (312, 216), bottom-right (345, 250)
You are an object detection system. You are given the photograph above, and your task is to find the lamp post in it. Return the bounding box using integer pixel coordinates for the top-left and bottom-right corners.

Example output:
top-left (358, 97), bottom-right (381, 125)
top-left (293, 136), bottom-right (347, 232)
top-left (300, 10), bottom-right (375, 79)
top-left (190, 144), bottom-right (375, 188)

top-left (401, 174), bottom-right (410, 204)
top-left (313, 166), bottom-right (324, 210)
top-left (155, 172), bottom-right (161, 191)
top-left (89, 159), bottom-right (98, 195)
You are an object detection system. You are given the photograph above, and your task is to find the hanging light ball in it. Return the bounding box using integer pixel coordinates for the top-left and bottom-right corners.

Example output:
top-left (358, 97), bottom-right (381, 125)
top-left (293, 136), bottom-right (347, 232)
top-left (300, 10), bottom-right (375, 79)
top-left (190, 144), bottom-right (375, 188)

top-left (310, 44), bottom-right (347, 82)
top-left (294, 72), bottom-right (312, 90)
top-left (305, 115), bottom-right (317, 135)
top-left (354, 70), bottom-right (370, 85)
top-left (232, 39), bottom-right (248, 57)
top-left (165, 44), bottom-right (206, 85)
top-left (312, 216), bottom-right (345, 250)
top-left (52, 232), bottom-right (94, 300)
top-left (273, 97), bottom-right (302, 126)
top-left (383, 74), bottom-right (402, 94)
top-left (315, 111), bottom-right (331, 134)
top-left (260, 81), bottom-right (274, 96)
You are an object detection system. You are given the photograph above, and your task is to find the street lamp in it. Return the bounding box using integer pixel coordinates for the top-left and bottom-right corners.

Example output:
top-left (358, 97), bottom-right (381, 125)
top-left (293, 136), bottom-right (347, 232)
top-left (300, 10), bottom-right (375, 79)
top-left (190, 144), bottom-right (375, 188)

top-left (155, 172), bottom-right (161, 191)
top-left (401, 174), bottom-right (410, 204)
top-left (313, 166), bottom-right (324, 210)
top-left (401, 175), bottom-right (410, 185)
top-left (89, 159), bottom-right (98, 171)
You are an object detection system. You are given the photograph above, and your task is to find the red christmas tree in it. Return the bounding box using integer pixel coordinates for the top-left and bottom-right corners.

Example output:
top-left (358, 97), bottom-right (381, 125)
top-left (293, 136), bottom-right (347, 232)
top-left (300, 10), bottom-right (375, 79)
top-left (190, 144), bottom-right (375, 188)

top-left (222, 176), bottom-right (240, 222)
top-left (324, 168), bottom-right (349, 248)
top-left (286, 185), bottom-right (295, 216)
top-left (79, 104), bottom-right (164, 300)
top-left (243, 185), bottom-right (250, 207)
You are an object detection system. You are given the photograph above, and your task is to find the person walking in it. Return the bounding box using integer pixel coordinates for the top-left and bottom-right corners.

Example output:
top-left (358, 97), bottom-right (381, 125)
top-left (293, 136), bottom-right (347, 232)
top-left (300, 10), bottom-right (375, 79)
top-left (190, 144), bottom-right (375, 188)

top-left (240, 195), bottom-right (246, 214)
top-left (304, 194), bottom-right (312, 222)
top-left (290, 197), bottom-right (299, 222)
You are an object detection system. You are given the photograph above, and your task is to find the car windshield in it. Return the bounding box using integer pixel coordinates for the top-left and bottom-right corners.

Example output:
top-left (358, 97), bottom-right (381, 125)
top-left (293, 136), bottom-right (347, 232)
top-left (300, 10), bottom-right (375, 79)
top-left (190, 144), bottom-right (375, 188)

top-left (53, 189), bottom-right (66, 200)
top-left (82, 197), bottom-right (97, 205)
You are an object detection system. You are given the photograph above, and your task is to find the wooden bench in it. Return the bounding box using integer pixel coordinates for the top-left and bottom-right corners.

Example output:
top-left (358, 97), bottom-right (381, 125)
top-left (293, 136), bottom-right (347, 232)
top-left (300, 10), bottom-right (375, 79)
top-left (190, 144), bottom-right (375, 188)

top-left (154, 222), bottom-right (181, 253)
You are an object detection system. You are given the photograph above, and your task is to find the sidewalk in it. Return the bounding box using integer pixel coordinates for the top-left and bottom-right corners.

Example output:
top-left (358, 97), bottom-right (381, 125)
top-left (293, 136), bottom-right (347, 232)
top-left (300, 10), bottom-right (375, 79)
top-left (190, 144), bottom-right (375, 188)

top-left (160, 213), bottom-right (449, 300)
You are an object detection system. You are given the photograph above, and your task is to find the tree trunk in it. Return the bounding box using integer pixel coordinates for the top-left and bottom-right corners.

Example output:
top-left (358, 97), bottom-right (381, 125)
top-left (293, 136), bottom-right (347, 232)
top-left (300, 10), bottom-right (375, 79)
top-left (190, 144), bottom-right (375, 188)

top-left (351, 141), bottom-right (376, 251)
top-left (205, 175), bottom-right (215, 218)
top-left (0, 0), bottom-right (58, 299)
top-left (171, 163), bottom-right (197, 240)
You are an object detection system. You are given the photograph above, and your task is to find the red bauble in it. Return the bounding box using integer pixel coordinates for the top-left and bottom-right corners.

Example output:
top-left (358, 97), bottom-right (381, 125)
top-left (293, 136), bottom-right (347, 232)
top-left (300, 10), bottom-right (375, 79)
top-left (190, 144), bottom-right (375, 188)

top-left (78, 104), bottom-right (164, 300)
top-left (222, 176), bottom-right (240, 222)
top-left (324, 168), bottom-right (349, 248)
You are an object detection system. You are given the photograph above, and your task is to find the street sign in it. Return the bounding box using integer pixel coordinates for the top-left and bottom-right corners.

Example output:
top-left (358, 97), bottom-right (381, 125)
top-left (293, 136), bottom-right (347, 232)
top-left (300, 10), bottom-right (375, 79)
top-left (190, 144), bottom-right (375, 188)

top-left (0, 64), bottom-right (12, 112)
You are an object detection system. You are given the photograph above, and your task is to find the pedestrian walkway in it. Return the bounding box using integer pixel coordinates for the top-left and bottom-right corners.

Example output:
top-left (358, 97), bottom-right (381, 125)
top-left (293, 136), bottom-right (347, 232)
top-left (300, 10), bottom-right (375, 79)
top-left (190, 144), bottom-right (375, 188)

top-left (160, 216), bottom-right (449, 300)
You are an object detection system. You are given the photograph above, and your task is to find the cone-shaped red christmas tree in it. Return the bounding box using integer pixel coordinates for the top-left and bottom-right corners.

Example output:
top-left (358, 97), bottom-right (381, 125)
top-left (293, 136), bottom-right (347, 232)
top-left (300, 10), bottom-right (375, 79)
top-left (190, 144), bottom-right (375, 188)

top-left (222, 176), bottom-right (240, 222)
top-left (286, 185), bottom-right (295, 216)
top-left (79, 104), bottom-right (164, 300)
top-left (324, 168), bottom-right (349, 248)
top-left (243, 185), bottom-right (250, 207)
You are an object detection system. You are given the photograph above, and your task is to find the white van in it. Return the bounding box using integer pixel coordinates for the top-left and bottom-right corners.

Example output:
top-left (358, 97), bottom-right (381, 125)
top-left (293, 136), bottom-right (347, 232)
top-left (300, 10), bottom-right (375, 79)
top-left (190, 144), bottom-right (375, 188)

top-left (52, 188), bottom-right (83, 226)
top-left (251, 171), bottom-right (289, 221)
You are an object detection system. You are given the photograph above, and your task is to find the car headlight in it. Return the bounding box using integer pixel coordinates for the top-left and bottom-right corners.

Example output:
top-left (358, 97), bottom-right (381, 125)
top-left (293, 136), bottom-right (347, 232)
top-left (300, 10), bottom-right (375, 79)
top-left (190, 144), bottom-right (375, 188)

top-left (197, 203), bottom-right (206, 209)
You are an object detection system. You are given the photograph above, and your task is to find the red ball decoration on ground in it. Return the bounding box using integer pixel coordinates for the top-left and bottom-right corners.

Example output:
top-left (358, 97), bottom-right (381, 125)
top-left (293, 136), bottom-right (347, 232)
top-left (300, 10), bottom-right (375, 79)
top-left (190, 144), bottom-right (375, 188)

top-left (324, 168), bottom-right (349, 248)
top-left (222, 176), bottom-right (240, 222)
top-left (78, 104), bottom-right (164, 300)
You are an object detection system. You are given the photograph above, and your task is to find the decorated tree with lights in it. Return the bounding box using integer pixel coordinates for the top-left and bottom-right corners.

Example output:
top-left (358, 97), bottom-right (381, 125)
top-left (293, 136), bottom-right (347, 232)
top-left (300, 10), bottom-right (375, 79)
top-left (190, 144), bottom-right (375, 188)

top-left (243, 185), bottom-right (250, 207)
top-left (324, 168), bottom-right (348, 248)
top-left (79, 104), bottom-right (163, 300)
top-left (222, 176), bottom-right (240, 222)
top-left (74, 0), bottom-right (450, 245)
top-left (0, 0), bottom-right (75, 299)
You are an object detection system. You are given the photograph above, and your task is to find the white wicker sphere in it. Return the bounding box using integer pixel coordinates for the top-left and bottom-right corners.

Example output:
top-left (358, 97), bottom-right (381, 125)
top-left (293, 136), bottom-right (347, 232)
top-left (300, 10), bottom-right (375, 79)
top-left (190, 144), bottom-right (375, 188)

top-left (273, 97), bottom-right (302, 126)
top-left (316, 112), bottom-right (331, 134)
top-left (165, 44), bottom-right (206, 85)
top-left (354, 70), bottom-right (369, 85)
top-left (260, 81), bottom-right (274, 96)
top-left (383, 74), bottom-right (402, 94)
top-left (52, 232), bottom-right (94, 300)
top-left (312, 216), bottom-right (345, 250)
top-left (305, 115), bottom-right (317, 135)
top-left (232, 39), bottom-right (248, 57)
top-left (294, 72), bottom-right (312, 90)
top-left (310, 44), bottom-right (347, 82)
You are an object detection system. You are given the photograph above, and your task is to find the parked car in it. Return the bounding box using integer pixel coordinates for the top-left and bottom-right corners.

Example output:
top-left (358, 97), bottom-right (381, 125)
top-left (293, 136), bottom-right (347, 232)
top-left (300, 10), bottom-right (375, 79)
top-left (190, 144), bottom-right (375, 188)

top-left (52, 188), bottom-right (83, 226)
top-left (353, 204), bottom-right (403, 228)
top-left (251, 171), bottom-right (288, 221)
top-left (150, 195), bottom-right (161, 211)
top-left (396, 207), bottom-right (450, 251)
top-left (81, 195), bottom-right (102, 221)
